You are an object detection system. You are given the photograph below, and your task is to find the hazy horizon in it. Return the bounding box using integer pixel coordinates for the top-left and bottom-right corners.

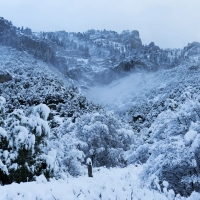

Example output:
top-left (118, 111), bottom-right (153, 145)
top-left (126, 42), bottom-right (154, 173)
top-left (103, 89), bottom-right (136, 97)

top-left (0, 0), bottom-right (200, 49)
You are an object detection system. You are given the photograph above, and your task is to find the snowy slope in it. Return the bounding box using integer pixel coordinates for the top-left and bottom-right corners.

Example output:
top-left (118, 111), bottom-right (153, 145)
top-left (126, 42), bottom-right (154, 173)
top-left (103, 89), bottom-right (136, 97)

top-left (1, 164), bottom-right (199, 200)
top-left (86, 63), bottom-right (200, 196)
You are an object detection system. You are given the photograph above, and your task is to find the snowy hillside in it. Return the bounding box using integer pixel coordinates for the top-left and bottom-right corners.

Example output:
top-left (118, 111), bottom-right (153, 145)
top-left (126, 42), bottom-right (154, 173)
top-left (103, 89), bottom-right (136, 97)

top-left (0, 16), bottom-right (200, 199)
top-left (86, 62), bottom-right (200, 197)
top-left (1, 17), bottom-right (200, 88)
top-left (0, 44), bottom-right (134, 182)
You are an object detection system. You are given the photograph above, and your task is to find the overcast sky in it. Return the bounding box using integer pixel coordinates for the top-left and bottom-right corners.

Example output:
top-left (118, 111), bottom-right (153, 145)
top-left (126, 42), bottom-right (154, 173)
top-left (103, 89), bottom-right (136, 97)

top-left (0, 0), bottom-right (200, 48)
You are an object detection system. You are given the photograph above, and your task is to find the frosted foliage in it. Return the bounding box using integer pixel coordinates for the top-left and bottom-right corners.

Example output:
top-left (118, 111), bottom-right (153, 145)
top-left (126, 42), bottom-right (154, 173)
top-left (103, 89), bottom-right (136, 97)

top-left (33, 104), bottom-right (50, 121)
top-left (0, 97), bottom-right (52, 184)
top-left (14, 126), bottom-right (29, 143)
top-left (191, 134), bottom-right (200, 151)
top-left (30, 116), bottom-right (50, 137)
top-left (36, 126), bottom-right (42, 136)
top-left (43, 149), bottom-right (57, 170)
top-left (0, 160), bottom-right (8, 174)
top-left (51, 125), bottom-right (86, 176)
top-left (50, 109), bottom-right (133, 177)
top-left (0, 96), bottom-right (5, 115)
top-left (125, 76), bottom-right (200, 196)
top-left (0, 96), bottom-right (6, 106)
top-left (3, 150), bottom-right (9, 160)
top-left (75, 111), bottom-right (134, 167)
top-left (0, 127), bottom-right (7, 138)
top-left (185, 129), bottom-right (197, 145)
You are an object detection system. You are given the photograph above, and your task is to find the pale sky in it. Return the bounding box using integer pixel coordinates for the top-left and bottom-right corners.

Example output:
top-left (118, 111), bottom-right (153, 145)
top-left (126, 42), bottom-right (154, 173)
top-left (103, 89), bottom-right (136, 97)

top-left (0, 0), bottom-right (200, 48)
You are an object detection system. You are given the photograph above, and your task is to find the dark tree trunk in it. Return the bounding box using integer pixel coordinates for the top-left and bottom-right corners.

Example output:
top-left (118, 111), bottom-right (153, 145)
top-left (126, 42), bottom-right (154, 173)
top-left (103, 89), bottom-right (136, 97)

top-left (88, 164), bottom-right (93, 177)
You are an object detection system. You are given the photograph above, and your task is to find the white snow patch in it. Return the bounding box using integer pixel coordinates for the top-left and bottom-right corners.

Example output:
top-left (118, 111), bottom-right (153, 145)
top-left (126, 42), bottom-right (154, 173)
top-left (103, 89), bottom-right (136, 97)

top-left (14, 126), bottom-right (29, 143)
top-left (43, 149), bottom-right (57, 169)
top-left (9, 163), bottom-right (18, 170)
top-left (54, 115), bottom-right (64, 124)
top-left (184, 129), bottom-right (197, 145)
top-left (0, 96), bottom-right (6, 105)
top-left (35, 174), bottom-right (47, 184)
top-left (0, 159), bottom-right (8, 174)
top-left (77, 58), bottom-right (89, 64)
top-left (28, 134), bottom-right (35, 147)
top-left (0, 127), bottom-right (7, 138)
top-left (191, 134), bottom-right (200, 151)
top-left (33, 104), bottom-right (50, 120)
top-left (3, 150), bottom-right (9, 160)
top-left (86, 157), bottom-right (92, 165)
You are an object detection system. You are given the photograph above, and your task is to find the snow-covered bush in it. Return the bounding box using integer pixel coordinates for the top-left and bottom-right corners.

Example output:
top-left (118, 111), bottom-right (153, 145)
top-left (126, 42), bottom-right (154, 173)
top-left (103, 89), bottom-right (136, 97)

top-left (75, 111), bottom-right (134, 167)
top-left (126, 99), bottom-right (200, 196)
top-left (0, 99), bottom-right (55, 185)
top-left (51, 119), bottom-right (86, 177)
top-left (121, 65), bottom-right (200, 196)
top-left (50, 109), bottom-right (134, 177)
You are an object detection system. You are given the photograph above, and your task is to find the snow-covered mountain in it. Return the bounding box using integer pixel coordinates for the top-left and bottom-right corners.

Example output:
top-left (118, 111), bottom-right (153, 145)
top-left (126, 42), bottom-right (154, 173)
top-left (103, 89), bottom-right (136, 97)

top-left (1, 17), bottom-right (200, 87)
top-left (0, 16), bottom-right (200, 198)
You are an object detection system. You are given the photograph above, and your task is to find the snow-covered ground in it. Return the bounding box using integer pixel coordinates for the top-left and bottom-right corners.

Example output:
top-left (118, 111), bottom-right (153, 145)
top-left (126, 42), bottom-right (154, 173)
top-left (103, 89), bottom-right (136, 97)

top-left (0, 165), bottom-right (199, 200)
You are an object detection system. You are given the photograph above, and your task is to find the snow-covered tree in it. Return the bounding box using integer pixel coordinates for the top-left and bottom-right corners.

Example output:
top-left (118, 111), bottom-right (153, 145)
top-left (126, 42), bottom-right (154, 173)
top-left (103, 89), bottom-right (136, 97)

top-left (0, 100), bottom-right (55, 185)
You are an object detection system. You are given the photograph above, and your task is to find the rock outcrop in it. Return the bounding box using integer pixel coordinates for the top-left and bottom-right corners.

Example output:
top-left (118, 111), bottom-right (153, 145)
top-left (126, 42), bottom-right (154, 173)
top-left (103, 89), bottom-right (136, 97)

top-left (0, 70), bottom-right (12, 83)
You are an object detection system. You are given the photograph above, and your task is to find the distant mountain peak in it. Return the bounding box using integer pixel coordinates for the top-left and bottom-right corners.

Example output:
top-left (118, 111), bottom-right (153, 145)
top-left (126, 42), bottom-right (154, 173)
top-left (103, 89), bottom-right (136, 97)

top-left (0, 17), bottom-right (200, 87)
